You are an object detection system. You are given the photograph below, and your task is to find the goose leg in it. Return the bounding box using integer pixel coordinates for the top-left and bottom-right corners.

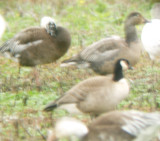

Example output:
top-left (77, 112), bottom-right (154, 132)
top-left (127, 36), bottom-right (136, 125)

top-left (32, 67), bottom-right (41, 87)
top-left (18, 64), bottom-right (21, 74)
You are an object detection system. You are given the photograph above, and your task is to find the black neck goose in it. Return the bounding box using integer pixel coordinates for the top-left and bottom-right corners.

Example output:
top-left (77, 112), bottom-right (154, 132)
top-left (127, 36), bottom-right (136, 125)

top-left (44, 59), bottom-right (132, 116)
top-left (61, 12), bottom-right (148, 75)
top-left (0, 16), bottom-right (71, 67)
top-left (47, 110), bottom-right (160, 141)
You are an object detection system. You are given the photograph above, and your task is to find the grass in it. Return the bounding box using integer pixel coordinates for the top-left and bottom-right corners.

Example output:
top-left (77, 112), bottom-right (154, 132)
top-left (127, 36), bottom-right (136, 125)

top-left (0, 0), bottom-right (160, 140)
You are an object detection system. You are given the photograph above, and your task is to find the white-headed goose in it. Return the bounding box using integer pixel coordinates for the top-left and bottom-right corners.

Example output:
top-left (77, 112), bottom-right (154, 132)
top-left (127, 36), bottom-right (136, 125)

top-left (0, 16), bottom-right (71, 67)
top-left (44, 59), bottom-right (132, 116)
top-left (47, 110), bottom-right (160, 141)
top-left (141, 3), bottom-right (160, 61)
top-left (61, 12), bottom-right (148, 75)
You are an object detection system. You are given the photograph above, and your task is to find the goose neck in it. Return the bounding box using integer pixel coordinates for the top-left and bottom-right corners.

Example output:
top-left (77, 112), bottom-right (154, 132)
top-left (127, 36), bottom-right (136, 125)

top-left (113, 68), bottom-right (124, 81)
top-left (125, 23), bottom-right (138, 45)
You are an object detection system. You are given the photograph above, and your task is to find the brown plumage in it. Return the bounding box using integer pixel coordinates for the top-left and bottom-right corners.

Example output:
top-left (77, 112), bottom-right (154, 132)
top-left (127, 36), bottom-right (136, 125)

top-left (47, 110), bottom-right (160, 141)
top-left (0, 17), bottom-right (71, 67)
top-left (61, 12), bottom-right (148, 75)
top-left (44, 59), bottom-right (132, 116)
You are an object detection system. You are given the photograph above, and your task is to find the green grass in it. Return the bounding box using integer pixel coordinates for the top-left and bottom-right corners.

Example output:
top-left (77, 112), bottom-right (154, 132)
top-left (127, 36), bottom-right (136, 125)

top-left (0, 0), bottom-right (159, 140)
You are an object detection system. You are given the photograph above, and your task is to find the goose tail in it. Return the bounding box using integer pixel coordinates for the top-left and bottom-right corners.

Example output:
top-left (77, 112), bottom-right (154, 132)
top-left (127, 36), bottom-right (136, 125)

top-left (60, 55), bottom-right (80, 67)
top-left (43, 102), bottom-right (58, 112)
top-left (60, 55), bottom-right (90, 69)
top-left (0, 39), bottom-right (20, 62)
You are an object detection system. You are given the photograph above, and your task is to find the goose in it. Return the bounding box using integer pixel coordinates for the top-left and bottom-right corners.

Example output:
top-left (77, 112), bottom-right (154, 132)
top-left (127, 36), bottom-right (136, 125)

top-left (47, 110), bottom-right (160, 141)
top-left (61, 12), bottom-right (148, 75)
top-left (141, 3), bottom-right (160, 61)
top-left (0, 14), bottom-right (6, 40)
top-left (44, 59), bottom-right (132, 116)
top-left (0, 16), bottom-right (71, 67)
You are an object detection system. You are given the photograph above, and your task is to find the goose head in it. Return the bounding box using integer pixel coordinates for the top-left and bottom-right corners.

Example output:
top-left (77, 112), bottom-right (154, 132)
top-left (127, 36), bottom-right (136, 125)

top-left (113, 59), bottom-right (132, 81)
top-left (125, 12), bottom-right (149, 26)
top-left (114, 59), bottom-right (133, 71)
top-left (41, 16), bottom-right (57, 37)
top-left (119, 59), bottom-right (133, 70)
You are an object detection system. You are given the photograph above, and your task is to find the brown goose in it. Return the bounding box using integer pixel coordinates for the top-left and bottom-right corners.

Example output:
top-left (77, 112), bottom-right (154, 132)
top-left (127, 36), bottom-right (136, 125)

top-left (61, 12), bottom-right (148, 75)
top-left (44, 59), bottom-right (132, 116)
top-left (0, 16), bottom-right (71, 67)
top-left (47, 110), bottom-right (160, 141)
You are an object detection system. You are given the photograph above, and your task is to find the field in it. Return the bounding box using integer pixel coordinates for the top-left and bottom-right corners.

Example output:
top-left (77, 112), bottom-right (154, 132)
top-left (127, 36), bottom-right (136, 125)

top-left (0, 0), bottom-right (160, 140)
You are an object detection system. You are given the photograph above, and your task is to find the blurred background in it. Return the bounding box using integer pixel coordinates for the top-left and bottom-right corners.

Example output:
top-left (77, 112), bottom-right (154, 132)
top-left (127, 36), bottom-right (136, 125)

top-left (0, 0), bottom-right (159, 141)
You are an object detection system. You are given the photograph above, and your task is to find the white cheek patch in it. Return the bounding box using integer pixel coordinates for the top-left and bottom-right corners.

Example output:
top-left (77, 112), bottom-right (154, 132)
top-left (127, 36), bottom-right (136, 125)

top-left (120, 61), bottom-right (128, 70)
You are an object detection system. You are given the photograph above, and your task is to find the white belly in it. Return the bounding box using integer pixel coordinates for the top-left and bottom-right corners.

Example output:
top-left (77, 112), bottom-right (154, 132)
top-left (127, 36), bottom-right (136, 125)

top-left (104, 78), bottom-right (130, 109)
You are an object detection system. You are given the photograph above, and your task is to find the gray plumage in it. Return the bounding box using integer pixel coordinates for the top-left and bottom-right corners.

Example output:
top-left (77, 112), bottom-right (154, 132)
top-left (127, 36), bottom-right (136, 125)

top-left (61, 12), bottom-right (148, 75)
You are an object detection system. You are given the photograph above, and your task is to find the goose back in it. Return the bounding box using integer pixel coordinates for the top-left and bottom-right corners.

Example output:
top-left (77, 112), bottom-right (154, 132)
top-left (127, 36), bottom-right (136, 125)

top-left (88, 39), bottom-right (141, 75)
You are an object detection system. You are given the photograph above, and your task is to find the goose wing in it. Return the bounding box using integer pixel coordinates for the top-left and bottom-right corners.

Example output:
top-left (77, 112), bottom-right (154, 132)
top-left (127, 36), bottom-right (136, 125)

top-left (61, 37), bottom-right (126, 67)
top-left (80, 37), bottom-right (126, 62)
top-left (0, 27), bottom-right (46, 57)
top-left (121, 111), bottom-right (160, 140)
top-left (87, 111), bottom-right (160, 141)
top-left (58, 76), bottom-right (108, 104)
top-left (44, 76), bottom-right (109, 111)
